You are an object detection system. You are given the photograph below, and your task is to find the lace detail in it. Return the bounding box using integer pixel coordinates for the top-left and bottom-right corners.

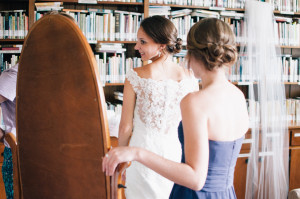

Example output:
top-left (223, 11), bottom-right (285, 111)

top-left (126, 69), bottom-right (198, 133)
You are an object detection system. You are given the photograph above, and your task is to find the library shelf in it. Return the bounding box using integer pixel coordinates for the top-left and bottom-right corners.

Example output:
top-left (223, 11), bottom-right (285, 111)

top-left (233, 82), bottom-right (300, 85)
top-left (149, 3), bottom-right (245, 11)
top-left (0, 39), bottom-right (25, 43)
top-left (36, 0), bottom-right (143, 5)
top-left (97, 41), bottom-right (137, 44)
top-left (105, 83), bottom-right (124, 86)
top-left (289, 125), bottom-right (300, 130)
top-left (281, 45), bottom-right (300, 49)
top-left (104, 82), bottom-right (300, 86)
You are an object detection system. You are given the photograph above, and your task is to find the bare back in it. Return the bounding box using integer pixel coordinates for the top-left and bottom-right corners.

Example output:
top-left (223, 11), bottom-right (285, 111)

top-left (193, 81), bottom-right (249, 141)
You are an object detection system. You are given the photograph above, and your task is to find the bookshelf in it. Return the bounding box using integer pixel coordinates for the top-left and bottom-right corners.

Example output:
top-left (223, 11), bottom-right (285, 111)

top-left (1, 0), bottom-right (300, 198)
top-left (0, 1), bottom-right (28, 72)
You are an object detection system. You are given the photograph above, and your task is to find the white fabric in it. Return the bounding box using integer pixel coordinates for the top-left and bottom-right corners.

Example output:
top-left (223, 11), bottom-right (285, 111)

top-left (0, 64), bottom-right (18, 148)
top-left (125, 69), bottom-right (198, 199)
top-left (289, 189), bottom-right (300, 199)
top-left (242, 1), bottom-right (289, 199)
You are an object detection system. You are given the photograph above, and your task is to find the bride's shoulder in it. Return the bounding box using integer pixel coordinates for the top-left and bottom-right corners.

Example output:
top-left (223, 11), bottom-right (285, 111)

top-left (135, 64), bottom-right (158, 79)
top-left (126, 66), bottom-right (152, 84)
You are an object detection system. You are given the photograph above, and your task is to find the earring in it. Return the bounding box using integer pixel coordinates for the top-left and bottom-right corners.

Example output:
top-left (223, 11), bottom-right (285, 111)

top-left (158, 51), bottom-right (161, 57)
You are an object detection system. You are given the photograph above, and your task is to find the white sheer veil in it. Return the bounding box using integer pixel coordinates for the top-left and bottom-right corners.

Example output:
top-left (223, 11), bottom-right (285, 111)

top-left (240, 1), bottom-right (289, 198)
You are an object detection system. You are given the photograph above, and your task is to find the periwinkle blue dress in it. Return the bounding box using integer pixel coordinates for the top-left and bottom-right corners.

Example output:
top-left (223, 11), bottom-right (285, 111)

top-left (169, 122), bottom-right (244, 199)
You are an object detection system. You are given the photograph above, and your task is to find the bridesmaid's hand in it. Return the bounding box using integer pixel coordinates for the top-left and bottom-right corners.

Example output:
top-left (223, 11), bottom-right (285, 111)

top-left (102, 146), bottom-right (138, 176)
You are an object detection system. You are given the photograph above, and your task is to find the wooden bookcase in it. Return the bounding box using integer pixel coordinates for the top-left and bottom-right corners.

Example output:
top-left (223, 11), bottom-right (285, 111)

top-left (289, 128), bottom-right (300, 191)
top-left (0, 143), bottom-right (5, 199)
top-left (1, 1), bottom-right (300, 198)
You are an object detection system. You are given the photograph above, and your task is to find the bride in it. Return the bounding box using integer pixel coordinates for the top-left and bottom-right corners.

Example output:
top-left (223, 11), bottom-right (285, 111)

top-left (117, 15), bottom-right (198, 199)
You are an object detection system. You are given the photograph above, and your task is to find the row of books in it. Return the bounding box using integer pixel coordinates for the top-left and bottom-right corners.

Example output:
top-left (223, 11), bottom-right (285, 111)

top-left (154, 8), bottom-right (300, 46)
top-left (149, 0), bottom-right (245, 9)
top-left (91, 51), bottom-right (300, 84)
top-left (0, 44), bottom-right (22, 51)
top-left (247, 99), bottom-right (300, 127)
top-left (0, 10), bottom-right (29, 39)
top-left (230, 56), bottom-right (300, 83)
top-left (276, 17), bottom-right (300, 46)
top-left (95, 53), bottom-right (142, 84)
top-left (35, 2), bottom-right (63, 11)
top-left (106, 102), bottom-right (122, 137)
top-left (172, 56), bottom-right (186, 67)
top-left (98, 0), bottom-right (142, 2)
top-left (282, 55), bottom-right (300, 82)
top-left (35, 6), bottom-right (299, 48)
top-left (1, 50), bottom-right (300, 84)
top-left (31, 7), bottom-right (300, 47)
top-left (114, 91), bottom-right (123, 101)
top-left (172, 53), bottom-right (300, 83)
top-left (0, 54), bottom-right (19, 73)
top-left (271, 0), bottom-right (300, 13)
top-left (168, 9), bottom-right (244, 43)
top-left (286, 98), bottom-right (300, 125)
top-left (105, 98), bottom-right (300, 136)
top-left (35, 9), bottom-right (143, 43)
top-left (149, 0), bottom-right (300, 13)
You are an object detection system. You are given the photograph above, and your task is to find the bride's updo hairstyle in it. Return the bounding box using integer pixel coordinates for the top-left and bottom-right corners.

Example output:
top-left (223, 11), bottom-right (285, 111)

top-left (187, 18), bottom-right (237, 71)
top-left (140, 15), bottom-right (182, 54)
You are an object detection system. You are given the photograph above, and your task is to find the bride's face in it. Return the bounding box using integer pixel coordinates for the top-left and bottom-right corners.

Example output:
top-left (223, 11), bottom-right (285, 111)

top-left (134, 27), bottom-right (161, 62)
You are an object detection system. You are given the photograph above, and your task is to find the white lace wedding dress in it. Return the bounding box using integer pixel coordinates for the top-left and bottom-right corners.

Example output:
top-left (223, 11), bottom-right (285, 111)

top-left (125, 69), bottom-right (199, 199)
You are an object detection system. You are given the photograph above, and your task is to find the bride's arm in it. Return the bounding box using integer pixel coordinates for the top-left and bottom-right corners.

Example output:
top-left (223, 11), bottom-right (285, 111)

top-left (118, 79), bottom-right (136, 146)
top-left (103, 94), bottom-right (209, 191)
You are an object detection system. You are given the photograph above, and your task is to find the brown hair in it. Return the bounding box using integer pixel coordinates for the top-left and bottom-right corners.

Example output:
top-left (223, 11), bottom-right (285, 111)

top-left (140, 15), bottom-right (182, 54)
top-left (187, 18), bottom-right (237, 71)
top-left (45, 11), bottom-right (75, 22)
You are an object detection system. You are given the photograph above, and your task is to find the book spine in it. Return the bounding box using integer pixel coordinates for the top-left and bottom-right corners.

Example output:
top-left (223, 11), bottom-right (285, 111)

top-left (103, 14), bottom-right (108, 41)
top-left (115, 12), bottom-right (120, 41)
top-left (109, 14), bottom-right (115, 41)
top-left (120, 13), bottom-right (124, 41)
top-left (4, 12), bottom-right (8, 39)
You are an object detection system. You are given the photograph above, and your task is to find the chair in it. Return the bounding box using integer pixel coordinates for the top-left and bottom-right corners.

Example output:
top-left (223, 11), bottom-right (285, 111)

top-left (110, 137), bottom-right (128, 199)
top-left (4, 133), bottom-right (21, 199)
top-left (289, 189), bottom-right (300, 199)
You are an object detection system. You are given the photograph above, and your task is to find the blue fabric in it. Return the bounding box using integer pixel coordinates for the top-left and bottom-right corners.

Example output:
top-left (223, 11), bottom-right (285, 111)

top-left (169, 121), bottom-right (243, 199)
top-left (2, 147), bottom-right (13, 199)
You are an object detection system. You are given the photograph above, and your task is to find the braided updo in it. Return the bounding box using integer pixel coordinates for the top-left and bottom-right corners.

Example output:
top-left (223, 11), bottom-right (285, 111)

top-left (187, 18), bottom-right (237, 71)
top-left (140, 15), bottom-right (182, 54)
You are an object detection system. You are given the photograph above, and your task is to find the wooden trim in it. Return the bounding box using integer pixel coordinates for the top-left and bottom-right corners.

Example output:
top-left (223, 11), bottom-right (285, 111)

top-left (144, 0), bottom-right (149, 18)
top-left (0, 0), bottom-right (28, 1)
top-left (149, 3), bottom-right (244, 11)
top-left (232, 81), bottom-right (300, 85)
top-left (36, 0), bottom-right (143, 5)
top-left (289, 126), bottom-right (300, 130)
top-left (290, 146), bottom-right (300, 149)
top-left (96, 1), bottom-right (143, 5)
top-left (148, 3), bottom-right (300, 15)
top-left (28, 0), bottom-right (35, 29)
top-left (237, 44), bottom-right (300, 49)
top-left (105, 82), bottom-right (300, 87)
top-left (97, 41), bottom-right (136, 44)
top-left (0, 39), bottom-right (25, 43)
top-left (5, 133), bottom-right (21, 199)
top-left (281, 45), bottom-right (300, 49)
top-left (105, 83), bottom-right (124, 86)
